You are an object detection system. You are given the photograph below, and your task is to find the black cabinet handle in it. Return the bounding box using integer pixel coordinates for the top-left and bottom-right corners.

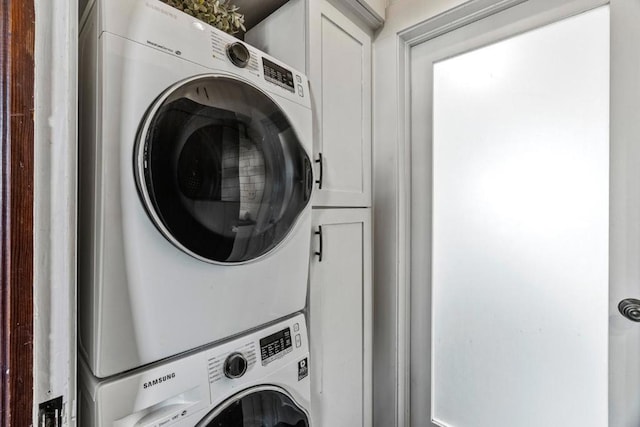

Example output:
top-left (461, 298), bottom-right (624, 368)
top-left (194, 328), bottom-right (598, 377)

top-left (315, 226), bottom-right (323, 262)
top-left (315, 153), bottom-right (323, 189)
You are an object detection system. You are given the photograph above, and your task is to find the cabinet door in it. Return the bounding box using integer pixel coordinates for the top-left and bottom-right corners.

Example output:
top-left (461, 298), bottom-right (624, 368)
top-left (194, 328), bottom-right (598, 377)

top-left (309, 208), bottom-right (372, 427)
top-left (309, 1), bottom-right (372, 207)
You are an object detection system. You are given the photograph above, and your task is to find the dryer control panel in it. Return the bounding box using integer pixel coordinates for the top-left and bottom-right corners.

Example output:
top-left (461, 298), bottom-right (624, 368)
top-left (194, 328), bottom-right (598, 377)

top-left (101, 0), bottom-right (311, 109)
top-left (209, 30), bottom-right (307, 102)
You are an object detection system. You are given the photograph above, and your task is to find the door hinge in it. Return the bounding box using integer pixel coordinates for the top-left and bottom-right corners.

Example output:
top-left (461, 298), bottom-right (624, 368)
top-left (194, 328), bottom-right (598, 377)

top-left (38, 396), bottom-right (64, 427)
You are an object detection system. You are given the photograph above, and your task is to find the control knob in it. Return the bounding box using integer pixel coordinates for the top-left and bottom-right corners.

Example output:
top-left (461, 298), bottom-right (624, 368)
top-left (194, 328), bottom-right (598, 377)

top-left (226, 42), bottom-right (250, 68)
top-left (224, 352), bottom-right (248, 379)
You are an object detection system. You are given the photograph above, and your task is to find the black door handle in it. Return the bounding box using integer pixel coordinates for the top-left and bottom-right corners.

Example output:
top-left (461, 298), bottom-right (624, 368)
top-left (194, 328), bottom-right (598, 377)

top-left (315, 153), bottom-right (323, 190)
top-left (314, 226), bottom-right (323, 262)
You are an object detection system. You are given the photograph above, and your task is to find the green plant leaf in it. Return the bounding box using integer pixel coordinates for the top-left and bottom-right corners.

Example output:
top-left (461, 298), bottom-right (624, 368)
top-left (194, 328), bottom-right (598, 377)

top-left (160, 0), bottom-right (245, 35)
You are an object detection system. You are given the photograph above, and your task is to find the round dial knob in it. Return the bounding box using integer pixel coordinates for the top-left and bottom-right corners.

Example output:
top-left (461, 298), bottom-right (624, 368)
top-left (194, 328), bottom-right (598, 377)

top-left (224, 352), bottom-right (248, 379)
top-left (226, 42), bottom-right (250, 68)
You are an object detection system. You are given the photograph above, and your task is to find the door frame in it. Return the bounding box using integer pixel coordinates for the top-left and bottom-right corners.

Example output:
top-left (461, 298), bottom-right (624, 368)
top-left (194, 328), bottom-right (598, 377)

top-left (374, 0), bottom-right (640, 425)
top-left (2, 0), bottom-right (78, 424)
top-left (1, 1), bottom-right (36, 426)
top-left (374, 2), bottom-right (527, 425)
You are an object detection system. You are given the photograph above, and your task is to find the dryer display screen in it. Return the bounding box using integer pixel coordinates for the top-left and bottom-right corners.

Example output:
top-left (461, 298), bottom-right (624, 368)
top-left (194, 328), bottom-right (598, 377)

top-left (263, 58), bottom-right (295, 92)
top-left (260, 327), bottom-right (292, 364)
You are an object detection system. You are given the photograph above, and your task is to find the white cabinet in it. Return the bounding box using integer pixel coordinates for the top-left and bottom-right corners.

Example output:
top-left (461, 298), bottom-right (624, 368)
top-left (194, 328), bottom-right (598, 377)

top-left (309, 1), bottom-right (372, 207)
top-left (309, 208), bottom-right (372, 427)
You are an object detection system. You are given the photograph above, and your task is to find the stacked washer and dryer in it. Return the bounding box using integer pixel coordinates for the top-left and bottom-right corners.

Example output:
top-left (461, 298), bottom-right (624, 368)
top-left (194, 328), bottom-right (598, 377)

top-left (78, 0), bottom-right (314, 425)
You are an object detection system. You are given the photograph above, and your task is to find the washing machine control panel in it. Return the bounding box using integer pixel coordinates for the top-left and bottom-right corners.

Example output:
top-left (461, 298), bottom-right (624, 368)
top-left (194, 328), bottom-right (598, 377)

top-left (259, 326), bottom-right (293, 365)
top-left (87, 314), bottom-right (309, 426)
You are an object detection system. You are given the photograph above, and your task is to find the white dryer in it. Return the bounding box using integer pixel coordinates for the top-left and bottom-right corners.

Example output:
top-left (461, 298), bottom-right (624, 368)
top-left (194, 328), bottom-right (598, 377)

top-left (79, 313), bottom-right (311, 426)
top-left (79, 0), bottom-right (314, 378)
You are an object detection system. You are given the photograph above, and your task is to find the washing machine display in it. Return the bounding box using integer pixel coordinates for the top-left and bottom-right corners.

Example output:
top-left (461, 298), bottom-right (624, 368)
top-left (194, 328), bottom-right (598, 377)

top-left (136, 76), bottom-right (313, 264)
top-left (260, 327), bottom-right (293, 365)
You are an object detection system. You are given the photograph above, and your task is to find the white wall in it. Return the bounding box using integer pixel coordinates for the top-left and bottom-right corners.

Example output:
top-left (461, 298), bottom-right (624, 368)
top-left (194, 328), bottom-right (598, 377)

top-left (371, 1), bottom-right (464, 426)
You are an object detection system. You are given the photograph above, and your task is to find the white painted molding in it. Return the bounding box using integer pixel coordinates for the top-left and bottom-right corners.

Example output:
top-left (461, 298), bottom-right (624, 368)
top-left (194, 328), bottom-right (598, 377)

top-left (332, 0), bottom-right (385, 28)
top-left (398, 0), bottom-right (526, 44)
top-left (33, 0), bottom-right (78, 424)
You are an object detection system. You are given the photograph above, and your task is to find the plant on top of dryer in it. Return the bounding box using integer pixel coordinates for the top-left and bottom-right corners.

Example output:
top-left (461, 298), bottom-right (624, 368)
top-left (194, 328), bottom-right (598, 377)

top-left (160, 0), bottom-right (246, 35)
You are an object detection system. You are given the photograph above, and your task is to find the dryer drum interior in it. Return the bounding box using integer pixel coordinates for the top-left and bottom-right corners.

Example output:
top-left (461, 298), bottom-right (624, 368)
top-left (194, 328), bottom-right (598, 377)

top-left (135, 75), bottom-right (313, 264)
top-left (196, 386), bottom-right (310, 427)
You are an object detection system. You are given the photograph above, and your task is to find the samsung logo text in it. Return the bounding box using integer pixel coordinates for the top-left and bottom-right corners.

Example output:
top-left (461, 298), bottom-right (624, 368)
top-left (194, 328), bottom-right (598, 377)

top-left (143, 372), bottom-right (176, 389)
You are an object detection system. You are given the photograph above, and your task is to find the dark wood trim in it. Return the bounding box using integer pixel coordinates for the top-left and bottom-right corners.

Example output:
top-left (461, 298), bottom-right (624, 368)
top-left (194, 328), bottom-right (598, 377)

top-left (1, 0), bottom-right (35, 426)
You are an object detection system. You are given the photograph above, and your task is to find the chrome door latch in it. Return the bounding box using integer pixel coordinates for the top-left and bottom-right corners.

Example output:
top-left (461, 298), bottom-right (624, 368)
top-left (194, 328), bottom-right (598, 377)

top-left (618, 298), bottom-right (640, 322)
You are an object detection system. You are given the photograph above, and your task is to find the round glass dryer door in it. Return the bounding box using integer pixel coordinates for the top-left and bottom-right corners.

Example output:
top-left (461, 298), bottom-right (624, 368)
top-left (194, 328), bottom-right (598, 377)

top-left (196, 386), bottom-right (310, 427)
top-left (135, 75), bottom-right (313, 264)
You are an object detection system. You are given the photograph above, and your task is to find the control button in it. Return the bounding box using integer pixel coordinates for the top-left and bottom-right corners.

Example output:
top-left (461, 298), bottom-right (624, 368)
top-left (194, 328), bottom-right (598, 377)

top-left (224, 352), bottom-right (248, 379)
top-left (226, 42), bottom-right (250, 68)
top-left (295, 334), bottom-right (302, 348)
top-left (297, 84), bottom-right (304, 97)
top-left (296, 75), bottom-right (302, 83)
top-left (294, 323), bottom-right (300, 332)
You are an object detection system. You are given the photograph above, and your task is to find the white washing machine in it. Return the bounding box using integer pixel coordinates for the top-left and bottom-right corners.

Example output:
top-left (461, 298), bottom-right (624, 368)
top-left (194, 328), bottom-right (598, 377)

top-left (78, 0), bottom-right (314, 378)
top-left (79, 313), bottom-right (311, 426)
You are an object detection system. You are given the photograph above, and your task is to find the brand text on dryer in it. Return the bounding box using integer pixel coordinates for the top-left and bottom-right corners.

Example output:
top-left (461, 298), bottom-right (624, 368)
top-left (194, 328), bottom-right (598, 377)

top-left (143, 373), bottom-right (176, 389)
top-left (147, 40), bottom-right (176, 55)
top-left (145, 2), bottom-right (177, 19)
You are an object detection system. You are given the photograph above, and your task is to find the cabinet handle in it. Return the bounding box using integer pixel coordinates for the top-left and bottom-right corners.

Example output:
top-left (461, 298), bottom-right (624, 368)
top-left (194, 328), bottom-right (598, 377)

top-left (315, 153), bottom-right (323, 189)
top-left (315, 226), bottom-right (323, 262)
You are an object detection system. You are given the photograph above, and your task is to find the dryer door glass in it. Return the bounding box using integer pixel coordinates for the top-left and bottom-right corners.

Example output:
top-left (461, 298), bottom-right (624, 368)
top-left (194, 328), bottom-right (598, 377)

top-left (196, 387), bottom-right (309, 427)
top-left (136, 76), bottom-right (313, 264)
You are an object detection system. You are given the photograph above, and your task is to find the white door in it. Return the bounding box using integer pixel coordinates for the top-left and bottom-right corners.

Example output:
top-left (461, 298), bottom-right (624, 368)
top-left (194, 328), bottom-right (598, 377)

top-left (409, 0), bottom-right (640, 425)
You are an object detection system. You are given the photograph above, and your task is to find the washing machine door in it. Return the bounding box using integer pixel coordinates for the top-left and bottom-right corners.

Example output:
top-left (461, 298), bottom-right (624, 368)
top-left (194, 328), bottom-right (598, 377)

top-left (135, 75), bottom-right (313, 264)
top-left (196, 385), bottom-right (310, 427)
